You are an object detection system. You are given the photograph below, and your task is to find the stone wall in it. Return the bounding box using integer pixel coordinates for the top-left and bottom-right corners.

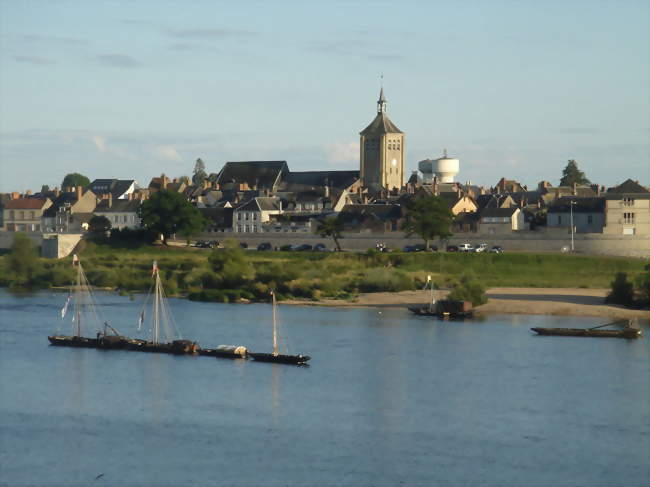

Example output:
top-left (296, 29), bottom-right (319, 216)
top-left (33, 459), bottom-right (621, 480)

top-left (192, 229), bottom-right (650, 258)
top-left (0, 231), bottom-right (82, 258)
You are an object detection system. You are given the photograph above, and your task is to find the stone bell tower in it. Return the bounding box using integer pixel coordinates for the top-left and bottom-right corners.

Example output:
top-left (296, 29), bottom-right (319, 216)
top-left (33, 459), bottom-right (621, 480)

top-left (359, 87), bottom-right (405, 192)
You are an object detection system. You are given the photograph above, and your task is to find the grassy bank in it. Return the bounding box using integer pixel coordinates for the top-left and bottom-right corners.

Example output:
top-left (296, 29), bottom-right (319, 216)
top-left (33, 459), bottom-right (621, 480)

top-left (0, 241), bottom-right (646, 302)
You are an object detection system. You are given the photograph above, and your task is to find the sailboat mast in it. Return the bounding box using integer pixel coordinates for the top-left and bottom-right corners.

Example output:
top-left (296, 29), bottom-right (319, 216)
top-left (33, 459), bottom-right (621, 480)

top-left (153, 269), bottom-right (160, 344)
top-left (272, 292), bottom-right (278, 356)
top-left (75, 262), bottom-right (82, 336)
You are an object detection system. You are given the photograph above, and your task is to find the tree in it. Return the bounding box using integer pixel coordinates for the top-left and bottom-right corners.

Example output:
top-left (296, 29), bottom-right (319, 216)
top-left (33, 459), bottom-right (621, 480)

top-left (6, 232), bottom-right (39, 285)
top-left (140, 190), bottom-right (207, 245)
top-left (317, 216), bottom-right (344, 251)
top-left (402, 194), bottom-right (453, 250)
top-left (560, 159), bottom-right (590, 186)
top-left (88, 215), bottom-right (111, 239)
top-left (192, 158), bottom-right (207, 186)
top-left (61, 173), bottom-right (90, 190)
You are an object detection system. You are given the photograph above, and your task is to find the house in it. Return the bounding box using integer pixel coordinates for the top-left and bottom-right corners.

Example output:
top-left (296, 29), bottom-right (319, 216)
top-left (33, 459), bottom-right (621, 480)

top-left (603, 179), bottom-right (650, 236)
top-left (338, 204), bottom-right (403, 233)
top-left (2, 197), bottom-right (52, 232)
top-left (88, 179), bottom-right (137, 200)
top-left (232, 197), bottom-right (282, 233)
top-left (94, 196), bottom-right (142, 230)
top-left (42, 188), bottom-right (98, 233)
top-left (547, 197), bottom-right (605, 233)
top-left (148, 174), bottom-right (187, 193)
top-left (198, 207), bottom-right (234, 233)
top-left (479, 207), bottom-right (526, 234)
top-left (438, 192), bottom-right (478, 216)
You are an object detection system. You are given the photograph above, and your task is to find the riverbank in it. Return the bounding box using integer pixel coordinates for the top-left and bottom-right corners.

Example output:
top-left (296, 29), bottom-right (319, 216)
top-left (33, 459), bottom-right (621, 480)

top-left (282, 287), bottom-right (650, 319)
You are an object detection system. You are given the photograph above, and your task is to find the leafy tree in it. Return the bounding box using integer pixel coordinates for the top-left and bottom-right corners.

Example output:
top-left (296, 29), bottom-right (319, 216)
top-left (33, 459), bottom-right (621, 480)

top-left (605, 272), bottom-right (634, 307)
top-left (402, 194), bottom-right (453, 250)
top-left (560, 159), bottom-right (590, 186)
top-left (207, 240), bottom-right (254, 287)
top-left (317, 216), bottom-right (344, 251)
top-left (178, 175), bottom-right (190, 185)
top-left (634, 267), bottom-right (650, 308)
top-left (61, 173), bottom-right (90, 190)
top-left (40, 185), bottom-right (50, 193)
top-left (140, 190), bottom-right (207, 245)
top-left (448, 272), bottom-right (487, 306)
top-left (6, 232), bottom-right (39, 285)
top-left (192, 158), bottom-right (208, 186)
top-left (88, 215), bottom-right (111, 239)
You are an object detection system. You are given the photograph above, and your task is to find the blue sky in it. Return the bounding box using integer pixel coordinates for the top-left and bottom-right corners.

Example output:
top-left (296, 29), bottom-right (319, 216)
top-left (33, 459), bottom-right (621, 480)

top-left (1, 0), bottom-right (648, 193)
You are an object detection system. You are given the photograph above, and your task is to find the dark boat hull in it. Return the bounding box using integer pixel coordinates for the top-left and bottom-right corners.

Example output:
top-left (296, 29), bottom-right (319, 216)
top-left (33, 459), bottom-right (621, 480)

top-left (408, 307), bottom-right (474, 319)
top-left (48, 335), bottom-right (99, 348)
top-left (126, 339), bottom-right (199, 355)
top-left (249, 352), bottom-right (311, 365)
top-left (531, 327), bottom-right (641, 339)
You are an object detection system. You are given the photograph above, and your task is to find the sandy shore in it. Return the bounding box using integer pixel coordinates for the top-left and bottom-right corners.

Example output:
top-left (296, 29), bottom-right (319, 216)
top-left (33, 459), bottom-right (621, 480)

top-left (281, 288), bottom-right (650, 319)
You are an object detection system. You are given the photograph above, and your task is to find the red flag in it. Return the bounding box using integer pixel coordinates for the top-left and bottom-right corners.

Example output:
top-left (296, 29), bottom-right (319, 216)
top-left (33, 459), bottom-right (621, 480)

top-left (72, 254), bottom-right (79, 266)
top-left (152, 261), bottom-right (158, 276)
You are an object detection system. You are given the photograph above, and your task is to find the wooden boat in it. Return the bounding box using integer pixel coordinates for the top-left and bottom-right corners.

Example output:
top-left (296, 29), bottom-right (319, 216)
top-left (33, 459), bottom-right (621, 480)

top-left (249, 292), bottom-right (311, 366)
top-left (199, 345), bottom-right (248, 359)
top-left (49, 255), bottom-right (127, 349)
top-left (531, 319), bottom-right (642, 339)
top-left (127, 261), bottom-right (199, 355)
top-left (408, 277), bottom-right (474, 318)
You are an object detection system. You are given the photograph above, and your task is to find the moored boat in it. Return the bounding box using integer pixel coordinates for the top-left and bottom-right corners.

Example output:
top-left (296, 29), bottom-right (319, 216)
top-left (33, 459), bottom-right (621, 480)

top-left (249, 291), bottom-right (311, 366)
top-left (531, 319), bottom-right (642, 339)
top-left (408, 275), bottom-right (474, 319)
top-left (199, 345), bottom-right (248, 359)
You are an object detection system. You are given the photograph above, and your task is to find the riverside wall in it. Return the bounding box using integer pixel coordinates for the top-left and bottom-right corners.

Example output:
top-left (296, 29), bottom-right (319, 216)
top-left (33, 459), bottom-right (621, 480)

top-left (0, 232), bottom-right (82, 258)
top-left (193, 230), bottom-right (650, 259)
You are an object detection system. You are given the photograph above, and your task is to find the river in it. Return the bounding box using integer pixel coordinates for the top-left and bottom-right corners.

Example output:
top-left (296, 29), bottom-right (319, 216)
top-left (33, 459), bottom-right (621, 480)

top-left (0, 289), bottom-right (648, 487)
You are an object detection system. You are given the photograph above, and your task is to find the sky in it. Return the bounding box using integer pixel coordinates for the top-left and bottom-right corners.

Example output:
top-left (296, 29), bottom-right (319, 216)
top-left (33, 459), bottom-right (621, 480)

top-left (0, 0), bottom-right (648, 193)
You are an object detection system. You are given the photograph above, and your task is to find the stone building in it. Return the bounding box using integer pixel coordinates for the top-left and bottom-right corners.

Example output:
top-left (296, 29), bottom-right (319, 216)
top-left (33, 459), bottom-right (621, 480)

top-left (360, 88), bottom-right (405, 192)
top-left (603, 179), bottom-right (650, 236)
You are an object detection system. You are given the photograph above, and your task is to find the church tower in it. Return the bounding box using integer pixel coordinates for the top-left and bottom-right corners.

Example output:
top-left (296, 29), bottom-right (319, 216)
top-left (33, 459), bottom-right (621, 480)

top-left (360, 87), bottom-right (405, 192)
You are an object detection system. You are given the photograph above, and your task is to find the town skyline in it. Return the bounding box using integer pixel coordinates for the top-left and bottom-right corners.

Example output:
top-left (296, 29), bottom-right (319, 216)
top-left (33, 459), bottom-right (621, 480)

top-left (1, 0), bottom-right (648, 193)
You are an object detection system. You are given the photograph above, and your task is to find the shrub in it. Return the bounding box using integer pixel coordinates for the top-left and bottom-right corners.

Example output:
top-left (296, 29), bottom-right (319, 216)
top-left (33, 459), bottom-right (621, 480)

top-left (448, 273), bottom-right (487, 306)
top-left (357, 268), bottom-right (413, 293)
top-left (606, 272), bottom-right (634, 307)
top-left (634, 271), bottom-right (650, 308)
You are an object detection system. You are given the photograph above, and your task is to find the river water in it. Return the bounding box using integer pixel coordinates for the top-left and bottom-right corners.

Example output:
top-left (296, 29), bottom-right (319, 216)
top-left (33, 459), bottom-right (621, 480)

top-left (0, 289), bottom-right (648, 487)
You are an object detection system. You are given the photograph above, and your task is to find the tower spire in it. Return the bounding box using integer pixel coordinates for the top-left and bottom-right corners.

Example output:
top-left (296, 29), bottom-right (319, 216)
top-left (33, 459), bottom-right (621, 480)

top-left (377, 85), bottom-right (387, 114)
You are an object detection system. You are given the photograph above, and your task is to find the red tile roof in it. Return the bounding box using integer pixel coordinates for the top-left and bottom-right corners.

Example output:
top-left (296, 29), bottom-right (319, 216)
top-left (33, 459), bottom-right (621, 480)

top-left (4, 198), bottom-right (49, 210)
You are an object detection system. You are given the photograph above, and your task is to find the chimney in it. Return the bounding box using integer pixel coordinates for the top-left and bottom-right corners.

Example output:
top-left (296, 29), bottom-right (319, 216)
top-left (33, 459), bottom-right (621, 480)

top-left (324, 184), bottom-right (330, 198)
top-left (161, 174), bottom-right (168, 189)
top-left (108, 193), bottom-right (113, 208)
top-left (53, 187), bottom-right (60, 197)
top-left (76, 186), bottom-right (83, 201)
top-left (11, 191), bottom-right (19, 199)
top-left (25, 189), bottom-right (32, 196)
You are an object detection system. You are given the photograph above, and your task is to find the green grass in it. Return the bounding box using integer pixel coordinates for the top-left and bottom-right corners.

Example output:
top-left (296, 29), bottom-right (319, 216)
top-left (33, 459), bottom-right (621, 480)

top-left (1, 242), bottom-right (646, 300)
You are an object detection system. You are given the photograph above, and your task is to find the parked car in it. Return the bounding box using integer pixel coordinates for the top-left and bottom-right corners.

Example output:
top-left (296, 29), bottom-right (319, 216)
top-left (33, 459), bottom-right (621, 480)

top-left (474, 243), bottom-right (488, 253)
top-left (489, 245), bottom-right (504, 253)
top-left (239, 242), bottom-right (248, 249)
top-left (257, 242), bottom-right (272, 251)
top-left (446, 245), bottom-right (459, 252)
top-left (429, 245), bottom-right (438, 252)
top-left (294, 244), bottom-right (313, 251)
top-left (458, 243), bottom-right (474, 252)
top-left (194, 240), bottom-right (216, 249)
top-left (279, 244), bottom-right (293, 251)
top-left (313, 243), bottom-right (328, 251)
top-left (402, 245), bottom-right (416, 252)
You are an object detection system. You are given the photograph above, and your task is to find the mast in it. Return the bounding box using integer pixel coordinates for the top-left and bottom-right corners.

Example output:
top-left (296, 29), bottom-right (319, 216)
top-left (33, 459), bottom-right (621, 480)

top-left (272, 291), bottom-right (278, 356)
top-left (427, 275), bottom-right (435, 312)
top-left (153, 261), bottom-right (159, 344)
top-left (73, 255), bottom-right (82, 337)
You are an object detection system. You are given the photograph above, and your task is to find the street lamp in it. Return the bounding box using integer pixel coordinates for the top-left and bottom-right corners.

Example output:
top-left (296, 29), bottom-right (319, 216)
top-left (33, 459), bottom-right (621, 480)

top-left (569, 200), bottom-right (577, 252)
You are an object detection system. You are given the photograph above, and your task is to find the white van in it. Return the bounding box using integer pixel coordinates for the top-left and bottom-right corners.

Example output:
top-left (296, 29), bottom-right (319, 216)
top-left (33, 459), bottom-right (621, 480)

top-left (459, 243), bottom-right (474, 252)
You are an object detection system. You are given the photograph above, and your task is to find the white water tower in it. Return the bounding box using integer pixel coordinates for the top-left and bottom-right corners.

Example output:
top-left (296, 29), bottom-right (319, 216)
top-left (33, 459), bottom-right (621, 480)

top-left (418, 150), bottom-right (460, 183)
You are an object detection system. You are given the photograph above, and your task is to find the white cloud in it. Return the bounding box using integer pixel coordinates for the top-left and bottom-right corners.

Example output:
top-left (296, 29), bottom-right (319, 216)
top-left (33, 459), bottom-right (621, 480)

top-left (152, 145), bottom-right (182, 161)
top-left (91, 135), bottom-right (107, 153)
top-left (325, 141), bottom-right (359, 165)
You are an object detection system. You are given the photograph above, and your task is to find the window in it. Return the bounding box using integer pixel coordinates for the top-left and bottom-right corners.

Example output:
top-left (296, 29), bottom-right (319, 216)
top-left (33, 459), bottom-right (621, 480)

top-left (9, 210), bottom-right (14, 219)
top-left (587, 215), bottom-right (593, 224)
top-left (237, 213), bottom-right (242, 221)
top-left (19, 211), bottom-right (24, 220)
top-left (253, 213), bottom-right (258, 221)
top-left (558, 215), bottom-right (562, 225)
top-left (622, 197), bottom-right (634, 207)
top-left (623, 212), bottom-right (635, 224)
top-left (245, 213), bottom-right (249, 221)
top-left (123, 215), bottom-right (128, 223)
top-left (30, 211), bottom-right (35, 219)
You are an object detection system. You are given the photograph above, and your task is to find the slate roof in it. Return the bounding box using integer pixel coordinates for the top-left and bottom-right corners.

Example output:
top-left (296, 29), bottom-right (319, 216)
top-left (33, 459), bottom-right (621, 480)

top-left (282, 170), bottom-right (359, 191)
top-left (606, 179), bottom-right (650, 198)
top-left (5, 198), bottom-right (50, 210)
top-left (548, 197), bottom-right (605, 213)
top-left (476, 194), bottom-right (510, 210)
top-left (360, 112), bottom-right (403, 135)
top-left (215, 161), bottom-right (288, 190)
top-left (95, 199), bottom-right (141, 213)
top-left (42, 193), bottom-right (80, 217)
top-left (339, 204), bottom-right (402, 221)
top-left (198, 207), bottom-right (233, 228)
top-left (89, 179), bottom-right (135, 198)
top-left (235, 197), bottom-right (281, 212)
top-left (480, 207), bottom-right (519, 218)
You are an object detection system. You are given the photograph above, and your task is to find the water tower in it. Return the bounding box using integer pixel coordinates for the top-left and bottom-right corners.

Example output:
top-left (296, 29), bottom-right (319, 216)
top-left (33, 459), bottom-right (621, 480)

top-left (418, 150), bottom-right (460, 183)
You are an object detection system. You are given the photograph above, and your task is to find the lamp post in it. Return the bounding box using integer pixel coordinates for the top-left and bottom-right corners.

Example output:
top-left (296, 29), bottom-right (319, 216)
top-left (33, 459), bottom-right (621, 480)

top-left (569, 200), bottom-right (576, 252)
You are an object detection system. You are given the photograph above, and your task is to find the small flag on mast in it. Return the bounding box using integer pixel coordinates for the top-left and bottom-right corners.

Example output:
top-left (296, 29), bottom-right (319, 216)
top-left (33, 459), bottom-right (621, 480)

top-left (423, 275), bottom-right (432, 290)
top-left (72, 254), bottom-right (79, 266)
top-left (151, 261), bottom-right (158, 276)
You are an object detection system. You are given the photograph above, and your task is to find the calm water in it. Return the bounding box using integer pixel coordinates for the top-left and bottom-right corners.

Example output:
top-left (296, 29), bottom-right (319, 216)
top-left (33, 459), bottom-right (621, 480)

top-left (0, 289), bottom-right (648, 487)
